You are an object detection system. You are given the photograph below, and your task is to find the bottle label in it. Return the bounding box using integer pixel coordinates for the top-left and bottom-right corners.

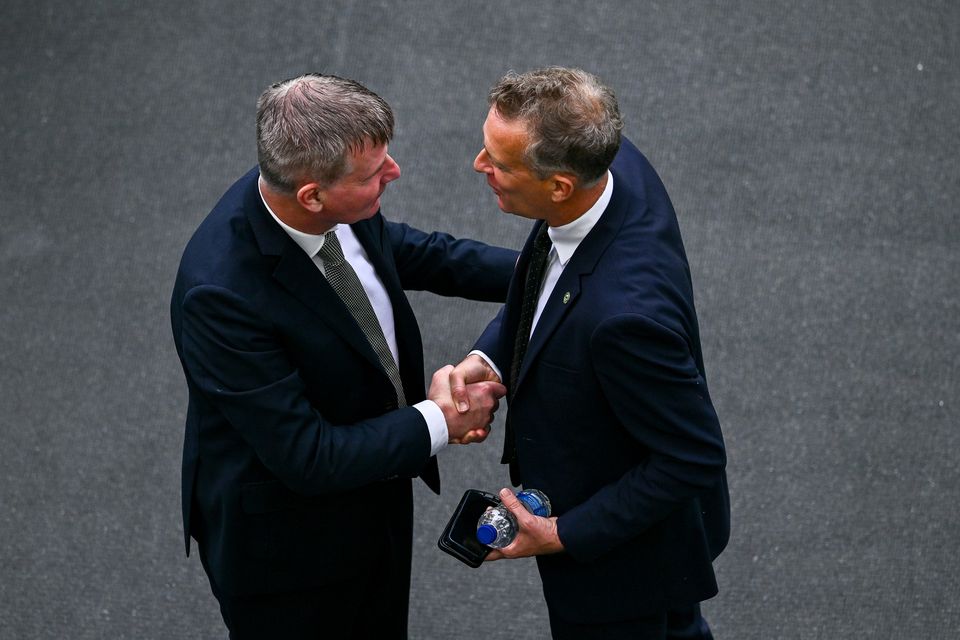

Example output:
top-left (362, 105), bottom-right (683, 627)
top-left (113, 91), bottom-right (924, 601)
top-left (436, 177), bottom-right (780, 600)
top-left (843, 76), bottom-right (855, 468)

top-left (517, 491), bottom-right (549, 517)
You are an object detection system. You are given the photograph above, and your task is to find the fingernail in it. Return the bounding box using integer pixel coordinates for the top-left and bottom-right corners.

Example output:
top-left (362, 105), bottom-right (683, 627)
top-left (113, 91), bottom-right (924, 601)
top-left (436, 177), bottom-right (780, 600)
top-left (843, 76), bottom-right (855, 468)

top-left (457, 402), bottom-right (468, 412)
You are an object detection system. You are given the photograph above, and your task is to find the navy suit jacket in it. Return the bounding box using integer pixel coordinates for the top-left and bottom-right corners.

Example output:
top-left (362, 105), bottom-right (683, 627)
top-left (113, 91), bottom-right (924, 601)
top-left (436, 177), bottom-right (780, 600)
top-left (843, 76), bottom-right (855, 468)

top-left (171, 167), bottom-right (517, 597)
top-left (476, 139), bottom-right (730, 622)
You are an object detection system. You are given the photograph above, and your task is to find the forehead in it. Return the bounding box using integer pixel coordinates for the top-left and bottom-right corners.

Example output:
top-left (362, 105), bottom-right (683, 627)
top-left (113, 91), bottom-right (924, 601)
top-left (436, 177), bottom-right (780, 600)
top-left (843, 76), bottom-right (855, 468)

top-left (482, 108), bottom-right (529, 165)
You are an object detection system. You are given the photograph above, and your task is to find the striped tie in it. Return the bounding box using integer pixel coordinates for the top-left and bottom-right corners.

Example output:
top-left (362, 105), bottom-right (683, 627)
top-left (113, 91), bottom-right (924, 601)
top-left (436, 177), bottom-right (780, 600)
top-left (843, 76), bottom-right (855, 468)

top-left (318, 231), bottom-right (407, 407)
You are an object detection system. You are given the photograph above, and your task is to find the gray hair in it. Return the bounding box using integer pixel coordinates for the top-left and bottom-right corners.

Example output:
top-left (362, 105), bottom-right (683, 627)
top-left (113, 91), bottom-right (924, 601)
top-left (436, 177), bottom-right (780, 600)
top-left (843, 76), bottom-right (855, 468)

top-left (256, 74), bottom-right (394, 192)
top-left (488, 67), bottom-right (622, 186)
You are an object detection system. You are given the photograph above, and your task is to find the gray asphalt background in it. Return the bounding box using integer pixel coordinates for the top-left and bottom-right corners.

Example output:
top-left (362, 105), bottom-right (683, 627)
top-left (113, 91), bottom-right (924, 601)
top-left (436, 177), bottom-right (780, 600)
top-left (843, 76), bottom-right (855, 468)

top-left (1, 2), bottom-right (957, 638)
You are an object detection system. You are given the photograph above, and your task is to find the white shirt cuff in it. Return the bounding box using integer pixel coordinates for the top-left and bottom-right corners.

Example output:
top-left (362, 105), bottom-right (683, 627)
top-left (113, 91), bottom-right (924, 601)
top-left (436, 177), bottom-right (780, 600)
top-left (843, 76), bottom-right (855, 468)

top-left (415, 400), bottom-right (448, 456)
top-left (468, 350), bottom-right (503, 383)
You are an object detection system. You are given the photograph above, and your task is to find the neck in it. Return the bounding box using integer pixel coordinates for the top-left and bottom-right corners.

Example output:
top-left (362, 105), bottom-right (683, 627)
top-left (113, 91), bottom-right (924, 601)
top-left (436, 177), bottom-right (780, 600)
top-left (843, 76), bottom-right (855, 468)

top-left (544, 172), bottom-right (608, 227)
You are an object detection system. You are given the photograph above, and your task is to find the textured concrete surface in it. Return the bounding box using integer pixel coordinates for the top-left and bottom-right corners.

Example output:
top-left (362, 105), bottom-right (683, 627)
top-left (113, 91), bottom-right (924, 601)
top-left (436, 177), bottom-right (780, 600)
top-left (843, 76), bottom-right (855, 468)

top-left (1, 1), bottom-right (957, 638)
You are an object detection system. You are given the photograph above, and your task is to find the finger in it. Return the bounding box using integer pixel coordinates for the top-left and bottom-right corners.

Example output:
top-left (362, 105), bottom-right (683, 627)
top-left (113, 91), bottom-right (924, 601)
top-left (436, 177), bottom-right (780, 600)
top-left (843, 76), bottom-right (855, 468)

top-left (467, 426), bottom-right (491, 444)
top-left (486, 381), bottom-right (508, 399)
top-left (468, 382), bottom-right (507, 408)
top-left (449, 367), bottom-right (471, 414)
top-left (499, 488), bottom-right (521, 511)
top-left (484, 549), bottom-right (504, 562)
top-left (432, 364), bottom-right (454, 391)
top-left (499, 487), bottom-right (534, 524)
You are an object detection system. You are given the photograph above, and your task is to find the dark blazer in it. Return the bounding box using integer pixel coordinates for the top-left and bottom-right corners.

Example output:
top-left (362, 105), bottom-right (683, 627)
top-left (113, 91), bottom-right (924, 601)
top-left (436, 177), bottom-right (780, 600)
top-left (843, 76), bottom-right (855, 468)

top-left (476, 139), bottom-right (730, 623)
top-left (171, 167), bottom-right (516, 598)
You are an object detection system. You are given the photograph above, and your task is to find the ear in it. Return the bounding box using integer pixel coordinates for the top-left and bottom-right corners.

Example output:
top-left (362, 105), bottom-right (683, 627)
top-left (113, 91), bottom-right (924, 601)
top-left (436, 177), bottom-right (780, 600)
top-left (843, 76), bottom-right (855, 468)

top-left (296, 182), bottom-right (325, 212)
top-left (549, 174), bottom-right (576, 203)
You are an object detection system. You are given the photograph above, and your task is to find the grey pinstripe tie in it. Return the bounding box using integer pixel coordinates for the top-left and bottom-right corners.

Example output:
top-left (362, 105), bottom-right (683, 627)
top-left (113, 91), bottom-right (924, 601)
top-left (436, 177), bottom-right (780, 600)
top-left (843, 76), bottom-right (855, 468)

top-left (318, 231), bottom-right (407, 407)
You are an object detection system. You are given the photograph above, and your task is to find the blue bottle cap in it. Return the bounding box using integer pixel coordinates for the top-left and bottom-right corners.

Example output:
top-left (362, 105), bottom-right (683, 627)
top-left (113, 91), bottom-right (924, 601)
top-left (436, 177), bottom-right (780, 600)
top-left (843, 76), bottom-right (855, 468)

top-left (476, 524), bottom-right (498, 545)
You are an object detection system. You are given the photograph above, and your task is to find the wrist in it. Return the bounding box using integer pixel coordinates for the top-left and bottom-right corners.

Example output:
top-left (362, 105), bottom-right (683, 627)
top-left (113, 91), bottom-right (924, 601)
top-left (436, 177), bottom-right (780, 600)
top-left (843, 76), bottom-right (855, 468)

top-left (547, 517), bottom-right (564, 553)
top-left (414, 400), bottom-right (448, 455)
top-left (466, 350), bottom-right (502, 383)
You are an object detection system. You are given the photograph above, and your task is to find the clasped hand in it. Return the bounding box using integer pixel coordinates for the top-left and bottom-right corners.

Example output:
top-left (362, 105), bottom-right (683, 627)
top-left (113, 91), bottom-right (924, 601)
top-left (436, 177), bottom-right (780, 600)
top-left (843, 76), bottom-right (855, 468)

top-left (484, 488), bottom-right (564, 560)
top-left (428, 364), bottom-right (505, 444)
top-left (441, 354), bottom-right (503, 444)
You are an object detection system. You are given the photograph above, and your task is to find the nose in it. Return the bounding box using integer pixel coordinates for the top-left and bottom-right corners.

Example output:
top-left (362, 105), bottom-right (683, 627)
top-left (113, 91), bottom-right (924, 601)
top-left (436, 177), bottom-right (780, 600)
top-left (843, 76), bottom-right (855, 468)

top-left (473, 148), bottom-right (491, 173)
top-left (383, 154), bottom-right (401, 183)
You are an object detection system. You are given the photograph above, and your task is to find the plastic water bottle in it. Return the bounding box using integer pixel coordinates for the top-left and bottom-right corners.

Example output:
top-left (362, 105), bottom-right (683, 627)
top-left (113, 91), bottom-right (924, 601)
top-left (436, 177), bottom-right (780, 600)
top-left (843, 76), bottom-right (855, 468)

top-left (476, 489), bottom-right (552, 548)
top-left (516, 488), bottom-right (551, 517)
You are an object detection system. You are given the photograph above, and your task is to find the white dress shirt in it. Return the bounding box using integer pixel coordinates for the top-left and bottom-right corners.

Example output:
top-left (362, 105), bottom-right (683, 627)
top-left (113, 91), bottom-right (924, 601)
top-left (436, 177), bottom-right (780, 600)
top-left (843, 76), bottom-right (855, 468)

top-left (259, 180), bottom-right (448, 455)
top-left (472, 171), bottom-right (614, 382)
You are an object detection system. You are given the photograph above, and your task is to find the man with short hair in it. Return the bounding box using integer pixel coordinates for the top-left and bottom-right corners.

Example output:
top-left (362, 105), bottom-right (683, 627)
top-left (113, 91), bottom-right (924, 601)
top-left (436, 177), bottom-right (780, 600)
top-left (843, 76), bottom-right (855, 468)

top-left (171, 73), bottom-right (517, 638)
top-left (452, 67), bottom-right (730, 639)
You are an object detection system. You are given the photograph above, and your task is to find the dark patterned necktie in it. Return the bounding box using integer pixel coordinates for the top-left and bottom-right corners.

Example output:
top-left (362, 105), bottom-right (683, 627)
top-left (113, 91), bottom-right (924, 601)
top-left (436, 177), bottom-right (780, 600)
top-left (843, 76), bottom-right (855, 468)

top-left (502, 223), bottom-right (552, 468)
top-left (318, 231), bottom-right (406, 407)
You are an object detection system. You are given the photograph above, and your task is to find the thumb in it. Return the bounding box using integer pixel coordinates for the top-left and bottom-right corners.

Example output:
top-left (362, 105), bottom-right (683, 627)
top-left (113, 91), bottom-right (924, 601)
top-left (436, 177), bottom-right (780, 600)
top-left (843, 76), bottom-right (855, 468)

top-left (450, 367), bottom-right (470, 414)
top-left (499, 488), bottom-right (530, 522)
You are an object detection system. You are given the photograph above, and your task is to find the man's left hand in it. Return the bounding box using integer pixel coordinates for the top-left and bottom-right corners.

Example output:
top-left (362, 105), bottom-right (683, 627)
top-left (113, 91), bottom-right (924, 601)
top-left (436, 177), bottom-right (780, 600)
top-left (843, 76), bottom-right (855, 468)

top-left (484, 488), bottom-right (565, 561)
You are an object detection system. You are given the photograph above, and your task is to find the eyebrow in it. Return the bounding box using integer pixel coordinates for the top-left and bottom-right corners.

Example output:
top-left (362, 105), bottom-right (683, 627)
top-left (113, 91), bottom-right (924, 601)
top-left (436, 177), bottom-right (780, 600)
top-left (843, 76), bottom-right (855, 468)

top-left (484, 143), bottom-right (507, 170)
top-left (364, 156), bottom-right (387, 180)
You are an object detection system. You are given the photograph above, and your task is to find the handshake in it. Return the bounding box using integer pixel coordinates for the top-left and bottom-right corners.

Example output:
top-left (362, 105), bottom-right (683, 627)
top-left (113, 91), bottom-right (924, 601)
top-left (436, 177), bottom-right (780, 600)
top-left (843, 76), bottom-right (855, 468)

top-left (428, 355), bottom-right (504, 445)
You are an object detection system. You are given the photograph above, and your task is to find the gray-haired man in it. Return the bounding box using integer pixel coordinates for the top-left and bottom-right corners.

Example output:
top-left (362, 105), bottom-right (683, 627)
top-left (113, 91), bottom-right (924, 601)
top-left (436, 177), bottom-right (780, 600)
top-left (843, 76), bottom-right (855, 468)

top-left (172, 73), bottom-right (517, 638)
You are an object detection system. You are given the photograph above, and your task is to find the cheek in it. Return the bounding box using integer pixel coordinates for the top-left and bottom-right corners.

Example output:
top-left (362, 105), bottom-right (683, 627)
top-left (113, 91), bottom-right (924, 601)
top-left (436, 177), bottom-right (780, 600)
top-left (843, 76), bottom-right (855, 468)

top-left (492, 171), bottom-right (511, 190)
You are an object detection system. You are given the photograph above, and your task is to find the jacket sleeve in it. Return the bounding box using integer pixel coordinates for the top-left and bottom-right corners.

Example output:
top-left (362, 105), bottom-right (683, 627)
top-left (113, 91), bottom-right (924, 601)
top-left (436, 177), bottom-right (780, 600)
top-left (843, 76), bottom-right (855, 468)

top-left (179, 283), bottom-right (433, 495)
top-left (556, 312), bottom-right (726, 562)
top-left (386, 221), bottom-right (518, 301)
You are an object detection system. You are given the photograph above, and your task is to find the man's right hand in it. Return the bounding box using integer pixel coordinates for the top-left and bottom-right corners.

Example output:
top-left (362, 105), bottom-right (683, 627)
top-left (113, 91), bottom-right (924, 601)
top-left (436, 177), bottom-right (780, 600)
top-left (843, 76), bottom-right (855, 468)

top-left (429, 365), bottom-right (506, 444)
top-left (449, 354), bottom-right (502, 413)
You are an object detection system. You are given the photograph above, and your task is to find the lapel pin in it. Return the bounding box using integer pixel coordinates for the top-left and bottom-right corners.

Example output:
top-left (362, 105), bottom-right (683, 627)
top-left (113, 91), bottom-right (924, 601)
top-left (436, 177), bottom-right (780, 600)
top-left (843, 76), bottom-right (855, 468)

top-left (562, 292), bottom-right (571, 304)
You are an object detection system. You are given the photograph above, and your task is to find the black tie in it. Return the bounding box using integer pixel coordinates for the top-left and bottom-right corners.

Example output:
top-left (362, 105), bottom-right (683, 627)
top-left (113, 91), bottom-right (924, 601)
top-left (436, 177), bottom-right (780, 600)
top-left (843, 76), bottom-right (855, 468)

top-left (318, 231), bottom-right (407, 408)
top-left (502, 223), bottom-right (552, 473)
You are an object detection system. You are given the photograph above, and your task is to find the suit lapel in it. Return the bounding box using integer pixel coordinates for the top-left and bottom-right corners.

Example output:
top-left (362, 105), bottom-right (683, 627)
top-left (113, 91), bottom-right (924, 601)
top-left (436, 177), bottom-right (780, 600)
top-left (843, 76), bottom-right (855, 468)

top-left (244, 184), bottom-right (383, 372)
top-left (273, 245), bottom-right (385, 370)
top-left (514, 188), bottom-right (629, 390)
top-left (517, 268), bottom-right (581, 383)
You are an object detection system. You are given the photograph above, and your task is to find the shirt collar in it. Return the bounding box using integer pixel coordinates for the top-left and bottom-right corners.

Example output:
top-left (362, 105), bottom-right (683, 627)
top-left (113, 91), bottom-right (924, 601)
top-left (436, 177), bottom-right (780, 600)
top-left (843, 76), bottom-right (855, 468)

top-left (258, 176), bottom-right (336, 258)
top-left (546, 170), bottom-right (614, 266)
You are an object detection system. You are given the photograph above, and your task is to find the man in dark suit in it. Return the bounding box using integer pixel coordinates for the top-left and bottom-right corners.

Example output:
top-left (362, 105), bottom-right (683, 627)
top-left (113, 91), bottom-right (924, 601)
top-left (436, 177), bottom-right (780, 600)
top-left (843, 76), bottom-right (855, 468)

top-left (451, 67), bottom-right (730, 639)
top-left (170, 73), bottom-right (517, 639)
